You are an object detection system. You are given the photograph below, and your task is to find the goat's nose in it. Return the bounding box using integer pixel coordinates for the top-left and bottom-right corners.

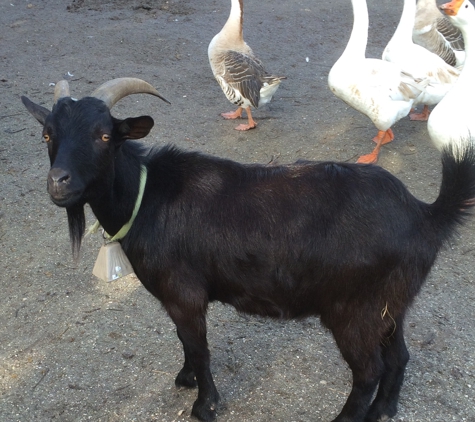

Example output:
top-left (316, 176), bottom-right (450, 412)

top-left (48, 167), bottom-right (71, 185)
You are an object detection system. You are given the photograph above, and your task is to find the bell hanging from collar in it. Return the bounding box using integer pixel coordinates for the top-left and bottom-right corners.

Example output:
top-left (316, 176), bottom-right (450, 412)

top-left (92, 241), bottom-right (134, 282)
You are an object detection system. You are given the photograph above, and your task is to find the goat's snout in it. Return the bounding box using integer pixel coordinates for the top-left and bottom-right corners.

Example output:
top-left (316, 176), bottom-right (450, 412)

top-left (47, 167), bottom-right (73, 204)
top-left (49, 167), bottom-right (70, 185)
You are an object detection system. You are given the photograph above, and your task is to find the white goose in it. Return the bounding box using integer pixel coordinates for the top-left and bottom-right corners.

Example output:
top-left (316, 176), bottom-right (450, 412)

top-left (208, 0), bottom-right (285, 131)
top-left (382, 0), bottom-right (460, 121)
top-left (328, 0), bottom-right (423, 164)
top-left (413, 0), bottom-right (465, 68)
top-left (428, 0), bottom-right (475, 151)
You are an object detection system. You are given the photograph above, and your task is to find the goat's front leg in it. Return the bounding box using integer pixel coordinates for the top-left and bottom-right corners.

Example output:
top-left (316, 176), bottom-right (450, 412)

top-left (175, 329), bottom-right (198, 388)
top-left (170, 309), bottom-right (219, 421)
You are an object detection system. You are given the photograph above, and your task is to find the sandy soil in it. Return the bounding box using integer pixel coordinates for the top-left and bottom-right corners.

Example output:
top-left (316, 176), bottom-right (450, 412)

top-left (0, 0), bottom-right (474, 421)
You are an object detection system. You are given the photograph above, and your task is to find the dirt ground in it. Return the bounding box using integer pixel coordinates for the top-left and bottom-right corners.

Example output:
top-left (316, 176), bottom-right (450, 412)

top-left (1, 0), bottom-right (474, 421)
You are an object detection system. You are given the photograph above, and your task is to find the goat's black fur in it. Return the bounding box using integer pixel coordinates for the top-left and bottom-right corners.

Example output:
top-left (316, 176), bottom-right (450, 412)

top-left (22, 92), bottom-right (475, 422)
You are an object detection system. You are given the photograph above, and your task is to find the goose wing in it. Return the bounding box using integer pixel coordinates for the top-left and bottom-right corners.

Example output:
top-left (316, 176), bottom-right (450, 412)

top-left (221, 51), bottom-right (270, 108)
top-left (436, 15), bottom-right (465, 51)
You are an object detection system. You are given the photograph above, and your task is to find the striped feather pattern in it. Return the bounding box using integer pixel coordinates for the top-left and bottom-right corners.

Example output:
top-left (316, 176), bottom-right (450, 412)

top-left (216, 51), bottom-right (283, 108)
top-left (413, 0), bottom-right (465, 68)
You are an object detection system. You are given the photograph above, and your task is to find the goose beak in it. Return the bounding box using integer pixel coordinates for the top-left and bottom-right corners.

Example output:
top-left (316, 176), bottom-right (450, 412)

top-left (440, 0), bottom-right (464, 16)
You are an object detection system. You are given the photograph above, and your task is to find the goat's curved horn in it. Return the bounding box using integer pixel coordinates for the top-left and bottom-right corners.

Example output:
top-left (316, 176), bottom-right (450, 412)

top-left (91, 77), bottom-right (171, 109)
top-left (54, 80), bottom-right (71, 103)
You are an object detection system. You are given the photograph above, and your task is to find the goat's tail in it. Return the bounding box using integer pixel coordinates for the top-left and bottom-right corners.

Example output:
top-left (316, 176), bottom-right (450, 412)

top-left (429, 140), bottom-right (475, 244)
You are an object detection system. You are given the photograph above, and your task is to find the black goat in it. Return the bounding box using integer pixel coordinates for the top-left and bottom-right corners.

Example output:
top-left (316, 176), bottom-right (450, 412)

top-left (21, 78), bottom-right (475, 422)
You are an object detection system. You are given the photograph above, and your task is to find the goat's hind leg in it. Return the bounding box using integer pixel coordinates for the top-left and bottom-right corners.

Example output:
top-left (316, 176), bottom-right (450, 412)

top-left (328, 321), bottom-right (385, 422)
top-left (365, 315), bottom-right (409, 422)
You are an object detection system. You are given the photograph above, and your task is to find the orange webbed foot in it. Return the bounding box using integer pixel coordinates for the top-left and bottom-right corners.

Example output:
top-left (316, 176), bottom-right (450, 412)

top-left (233, 107), bottom-right (257, 131)
top-left (221, 107), bottom-right (243, 120)
top-left (357, 151), bottom-right (379, 164)
top-left (409, 105), bottom-right (430, 121)
top-left (372, 129), bottom-right (394, 145)
top-left (234, 122), bottom-right (257, 131)
top-left (360, 129), bottom-right (394, 164)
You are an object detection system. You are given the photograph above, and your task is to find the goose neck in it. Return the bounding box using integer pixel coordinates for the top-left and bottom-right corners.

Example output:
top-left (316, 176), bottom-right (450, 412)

top-left (457, 23), bottom-right (475, 84)
top-left (220, 0), bottom-right (244, 42)
top-left (391, 0), bottom-right (416, 45)
top-left (342, 0), bottom-right (369, 59)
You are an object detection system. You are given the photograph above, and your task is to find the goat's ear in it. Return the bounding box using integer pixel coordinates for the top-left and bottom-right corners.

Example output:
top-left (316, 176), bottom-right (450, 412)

top-left (117, 116), bottom-right (155, 140)
top-left (21, 96), bottom-right (51, 125)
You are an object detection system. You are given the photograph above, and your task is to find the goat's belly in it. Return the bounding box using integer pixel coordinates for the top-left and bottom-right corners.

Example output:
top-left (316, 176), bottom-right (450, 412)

top-left (211, 289), bottom-right (319, 320)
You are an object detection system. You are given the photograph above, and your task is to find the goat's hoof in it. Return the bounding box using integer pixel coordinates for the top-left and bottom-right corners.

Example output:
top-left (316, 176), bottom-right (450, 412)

top-left (364, 416), bottom-right (391, 422)
top-left (175, 368), bottom-right (197, 388)
top-left (191, 400), bottom-right (218, 421)
top-left (364, 406), bottom-right (397, 422)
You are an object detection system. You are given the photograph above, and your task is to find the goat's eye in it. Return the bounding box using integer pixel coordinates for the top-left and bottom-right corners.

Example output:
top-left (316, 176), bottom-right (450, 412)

top-left (43, 134), bottom-right (51, 142)
top-left (101, 134), bottom-right (111, 142)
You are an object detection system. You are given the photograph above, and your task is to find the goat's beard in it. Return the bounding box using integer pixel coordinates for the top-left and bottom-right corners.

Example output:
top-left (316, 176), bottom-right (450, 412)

top-left (66, 204), bottom-right (86, 260)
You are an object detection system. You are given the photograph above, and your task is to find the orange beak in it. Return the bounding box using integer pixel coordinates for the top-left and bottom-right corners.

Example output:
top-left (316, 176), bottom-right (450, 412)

top-left (440, 0), bottom-right (465, 16)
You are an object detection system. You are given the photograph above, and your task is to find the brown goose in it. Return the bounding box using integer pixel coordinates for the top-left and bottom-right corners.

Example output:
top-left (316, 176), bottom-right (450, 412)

top-left (428, 0), bottom-right (475, 152)
top-left (208, 0), bottom-right (285, 131)
top-left (413, 0), bottom-right (465, 68)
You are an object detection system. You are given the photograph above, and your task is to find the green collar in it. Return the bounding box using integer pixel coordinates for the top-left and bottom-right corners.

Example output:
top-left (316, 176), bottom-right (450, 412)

top-left (109, 165), bottom-right (148, 241)
top-left (86, 165), bottom-right (147, 242)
